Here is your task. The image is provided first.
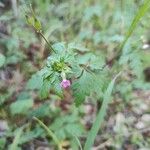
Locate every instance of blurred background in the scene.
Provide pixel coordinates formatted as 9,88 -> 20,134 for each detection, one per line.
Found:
0,0 -> 150,150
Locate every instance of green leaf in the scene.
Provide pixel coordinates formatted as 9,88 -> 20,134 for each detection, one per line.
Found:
10,99 -> 33,115
39,77 -> 51,99
17,91 -> 30,100
26,73 -> 43,90
50,113 -> 85,142
34,18 -> 42,31
68,43 -> 89,52
52,42 -> 66,53
72,71 -> 93,106
129,52 -> 143,78
52,76 -> 63,97
19,127 -> 43,144
0,53 -> 6,68
83,72 -> 121,150
25,15 -> 34,26
29,103 -> 50,118
65,124 -> 85,137
51,114 -> 78,131
77,53 -> 105,70
72,71 -> 106,106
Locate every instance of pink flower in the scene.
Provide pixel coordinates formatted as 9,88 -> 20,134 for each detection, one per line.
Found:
60,79 -> 71,89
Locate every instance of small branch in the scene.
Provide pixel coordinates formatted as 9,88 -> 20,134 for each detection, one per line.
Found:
27,4 -> 56,54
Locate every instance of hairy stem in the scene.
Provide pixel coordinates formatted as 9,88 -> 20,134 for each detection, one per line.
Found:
38,31 -> 56,53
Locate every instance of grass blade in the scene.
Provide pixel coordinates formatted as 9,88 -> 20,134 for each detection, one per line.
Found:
72,134 -> 83,150
121,0 -> 150,49
83,72 -> 121,150
33,117 -> 62,150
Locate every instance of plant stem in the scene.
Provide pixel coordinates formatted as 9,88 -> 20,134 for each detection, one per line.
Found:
29,4 -> 56,53
33,117 -> 62,150
38,31 -> 56,53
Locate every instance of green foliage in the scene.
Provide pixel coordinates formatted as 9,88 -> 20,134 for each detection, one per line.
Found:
121,0 -> 150,49
40,77 -> 51,99
29,103 -> 50,118
84,73 -> 121,150
1,0 -> 150,149
0,138 -> 6,150
10,99 -> 33,115
0,89 -> 14,106
8,128 -> 24,150
25,41 -> 107,103
34,117 -> 62,150
18,127 -> 43,144
72,71 -> 106,106
119,43 -> 143,78
26,72 -> 43,90
50,113 -> 85,140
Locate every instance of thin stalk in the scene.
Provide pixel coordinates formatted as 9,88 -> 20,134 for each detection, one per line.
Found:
29,4 -> 56,53
33,117 -> 62,150
38,31 -> 56,53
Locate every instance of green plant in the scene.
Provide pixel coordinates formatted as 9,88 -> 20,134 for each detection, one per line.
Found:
25,6 -> 108,105
1,0 -> 150,149
23,0 -> 150,148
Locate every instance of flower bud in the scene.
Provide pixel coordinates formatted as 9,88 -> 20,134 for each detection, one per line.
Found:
60,79 -> 71,89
